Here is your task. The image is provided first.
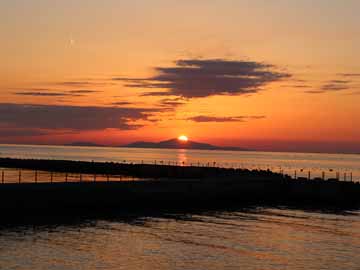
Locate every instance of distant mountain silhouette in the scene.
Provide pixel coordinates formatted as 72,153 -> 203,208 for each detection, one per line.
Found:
123,138 -> 249,151
67,142 -> 105,147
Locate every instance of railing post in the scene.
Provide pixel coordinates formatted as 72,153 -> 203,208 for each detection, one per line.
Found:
94,174 -> 96,182
294,170 -> 297,179
322,171 -> 325,180
1,170 -> 4,184
344,173 -> 347,182
80,174 -> 82,183
35,171 -> 38,183
308,171 -> 311,180
351,172 -> 353,182
65,173 -> 68,183
19,170 -> 21,183
51,172 -> 53,183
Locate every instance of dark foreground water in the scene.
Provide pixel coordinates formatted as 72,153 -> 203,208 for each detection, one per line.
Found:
1,207 -> 359,270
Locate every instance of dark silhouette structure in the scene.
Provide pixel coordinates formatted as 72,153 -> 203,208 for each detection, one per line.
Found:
0,157 -> 359,224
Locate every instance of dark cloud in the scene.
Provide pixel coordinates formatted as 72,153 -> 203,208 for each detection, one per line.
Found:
114,59 -> 291,98
187,115 -> 266,123
0,103 -> 156,131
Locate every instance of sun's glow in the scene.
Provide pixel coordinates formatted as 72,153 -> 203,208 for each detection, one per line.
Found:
178,135 -> 188,142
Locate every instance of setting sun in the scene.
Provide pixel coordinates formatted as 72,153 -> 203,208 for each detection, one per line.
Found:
178,135 -> 189,142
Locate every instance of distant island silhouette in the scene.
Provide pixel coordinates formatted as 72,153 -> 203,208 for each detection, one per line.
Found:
122,138 -> 249,151
65,138 -> 249,151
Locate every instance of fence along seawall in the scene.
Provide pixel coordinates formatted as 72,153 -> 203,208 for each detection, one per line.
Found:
0,157 -> 357,184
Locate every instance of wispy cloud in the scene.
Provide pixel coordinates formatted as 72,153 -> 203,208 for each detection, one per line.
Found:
186,115 -> 266,123
110,101 -> 133,106
159,98 -> 187,107
68,90 -> 100,94
307,80 -> 351,94
114,58 -> 291,98
338,73 -> 360,77
54,81 -> 114,87
13,89 -> 99,97
14,91 -> 72,97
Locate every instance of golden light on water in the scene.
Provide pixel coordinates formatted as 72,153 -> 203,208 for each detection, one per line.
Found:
178,135 -> 188,142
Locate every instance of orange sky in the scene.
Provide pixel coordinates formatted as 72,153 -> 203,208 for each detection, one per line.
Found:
1,1 -> 359,153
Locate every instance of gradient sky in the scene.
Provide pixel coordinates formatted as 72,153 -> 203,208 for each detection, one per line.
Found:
1,0 -> 360,153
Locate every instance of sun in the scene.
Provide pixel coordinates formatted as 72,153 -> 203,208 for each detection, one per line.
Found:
178,135 -> 189,142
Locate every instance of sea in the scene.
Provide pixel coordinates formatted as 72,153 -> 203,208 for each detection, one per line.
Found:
0,144 -> 359,269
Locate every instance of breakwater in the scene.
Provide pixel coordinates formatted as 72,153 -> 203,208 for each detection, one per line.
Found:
0,158 -> 359,223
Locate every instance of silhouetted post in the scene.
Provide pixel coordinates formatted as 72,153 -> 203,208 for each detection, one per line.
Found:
294,170 -> 297,179
322,171 -> 325,180
65,173 -> 68,182
34,171 -> 38,183
94,174 -> 96,182
350,172 -> 353,182
344,173 -> 347,181
1,170 -> 4,184
107,175 -> 109,182
19,170 -> 21,183
308,171 -> 311,180
80,174 -> 82,182
50,172 -> 53,183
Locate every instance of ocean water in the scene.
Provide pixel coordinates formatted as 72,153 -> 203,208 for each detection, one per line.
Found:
0,144 -> 359,181
0,208 -> 359,270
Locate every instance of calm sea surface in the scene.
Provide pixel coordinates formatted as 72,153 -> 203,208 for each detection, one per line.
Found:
0,144 -> 359,270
